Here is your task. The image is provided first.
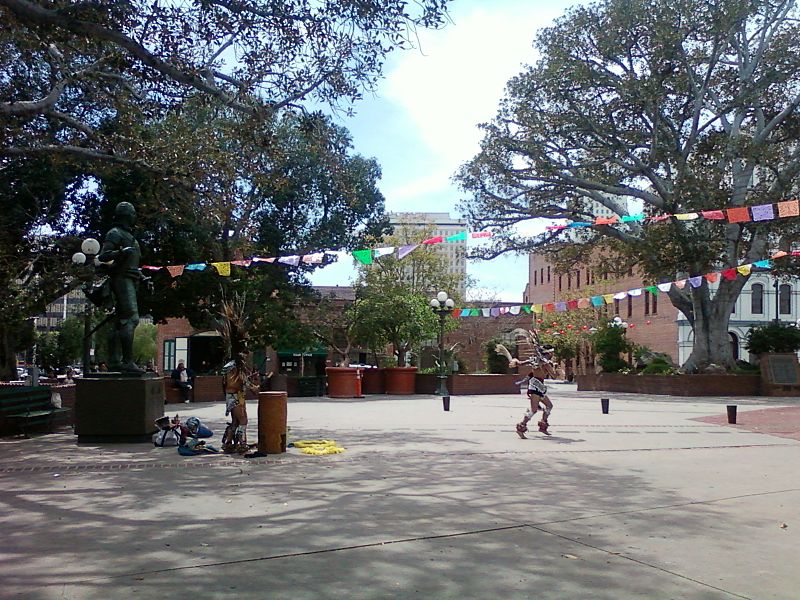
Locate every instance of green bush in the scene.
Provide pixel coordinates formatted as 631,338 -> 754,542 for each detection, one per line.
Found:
599,356 -> 629,373
592,324 -> 633,373
745,323 -> 800,355
641,359 -> 676,375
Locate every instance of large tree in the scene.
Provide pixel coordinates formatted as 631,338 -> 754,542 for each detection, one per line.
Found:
0,0 -> 446,379
457,0 -> 800,371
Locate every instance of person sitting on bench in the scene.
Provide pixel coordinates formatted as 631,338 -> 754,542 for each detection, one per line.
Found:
170,360 -> 195,403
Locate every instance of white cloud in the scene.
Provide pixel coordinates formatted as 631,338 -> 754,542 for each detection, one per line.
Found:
313,1 -> 579,295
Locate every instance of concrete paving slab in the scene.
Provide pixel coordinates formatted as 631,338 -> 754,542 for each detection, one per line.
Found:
2,383 -> 800,599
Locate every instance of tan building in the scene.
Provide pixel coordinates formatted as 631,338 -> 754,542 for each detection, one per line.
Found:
389,212 -> 467,297
523,252 -> 679,364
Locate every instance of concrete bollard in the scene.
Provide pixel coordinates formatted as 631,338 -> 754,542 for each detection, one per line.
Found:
257,391 -> 287,454
601,398 -> 610,414
726,405 -> 737,424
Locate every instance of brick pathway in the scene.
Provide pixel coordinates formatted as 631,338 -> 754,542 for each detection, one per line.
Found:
693,405 -> 800,441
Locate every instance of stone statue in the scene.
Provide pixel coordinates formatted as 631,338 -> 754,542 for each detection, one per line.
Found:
96,202 -> 144,373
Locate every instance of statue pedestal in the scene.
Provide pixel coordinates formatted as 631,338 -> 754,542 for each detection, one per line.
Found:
75,374 -> 164,443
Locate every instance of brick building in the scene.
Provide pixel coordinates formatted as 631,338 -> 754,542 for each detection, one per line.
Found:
523,253 -> 679,364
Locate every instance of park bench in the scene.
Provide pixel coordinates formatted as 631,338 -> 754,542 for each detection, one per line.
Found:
0,385 -> 71,437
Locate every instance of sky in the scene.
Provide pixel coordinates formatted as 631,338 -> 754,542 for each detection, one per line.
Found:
309,0 -> 581,302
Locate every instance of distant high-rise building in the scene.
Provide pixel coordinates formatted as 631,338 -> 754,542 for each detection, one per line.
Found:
35,289 -> 87,331
388,212 -> 467,297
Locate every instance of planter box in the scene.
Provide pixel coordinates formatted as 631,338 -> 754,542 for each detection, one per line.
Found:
576,373 -> 761,396
326,367 -> 363,398
384,367 -> 417,395
360,368 -> 385,394
416,373 -> 520,395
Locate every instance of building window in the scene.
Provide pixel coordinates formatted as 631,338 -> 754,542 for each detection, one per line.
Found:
780,283 -> 792,314
534,271 -> 538,286
751,283 -> 764,314
567,273 -> 571,290
644,291 -> 650,316
558,275 -> 562,291
547,266 -> 550,282
575,270 -> 580,289
163,340 -> 176,373
614,299 -> 620,315
652,292 -> 657,315
540,267 -> 544,284
627,295 -> 632,318
586,270 -> 590,285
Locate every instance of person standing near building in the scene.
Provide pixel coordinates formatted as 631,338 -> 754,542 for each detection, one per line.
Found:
221,358 -> 250,453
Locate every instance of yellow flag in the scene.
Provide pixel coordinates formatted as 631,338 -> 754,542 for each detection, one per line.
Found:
736,264 -> 752,276
211,262 -> 231,276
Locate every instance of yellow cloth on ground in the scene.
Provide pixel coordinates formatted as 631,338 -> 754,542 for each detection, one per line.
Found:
292,439 -> 345,455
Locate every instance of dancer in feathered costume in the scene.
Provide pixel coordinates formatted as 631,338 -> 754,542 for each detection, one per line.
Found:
496,329 -> 557,437
217,293 -> 259,454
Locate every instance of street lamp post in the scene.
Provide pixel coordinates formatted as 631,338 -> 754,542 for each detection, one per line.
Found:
72,238 -> 102,372
430,291 -> 455,407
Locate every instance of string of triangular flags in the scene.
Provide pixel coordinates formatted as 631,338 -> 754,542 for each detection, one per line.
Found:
546,199 -> 800,232
140,230 -> 494,277
449,250 -> 800,318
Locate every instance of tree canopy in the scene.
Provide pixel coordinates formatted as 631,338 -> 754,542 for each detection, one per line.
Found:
0,1 -> 454,379
457,0 -> 800,371
1,0 -> 451,167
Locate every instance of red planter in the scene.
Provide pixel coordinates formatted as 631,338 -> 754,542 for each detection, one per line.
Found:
384,367 -> 418,395
325,367 -> 363,398
360,368 -> 385,394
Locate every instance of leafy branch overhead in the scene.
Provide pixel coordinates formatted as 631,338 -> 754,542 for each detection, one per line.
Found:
1,0 -> 452,165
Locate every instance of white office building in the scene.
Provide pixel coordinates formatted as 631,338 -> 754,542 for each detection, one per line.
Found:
388,212 -> 467,297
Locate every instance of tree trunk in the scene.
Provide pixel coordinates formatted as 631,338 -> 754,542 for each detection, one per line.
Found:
0,325 -> 18,381
679,277 -> 746,373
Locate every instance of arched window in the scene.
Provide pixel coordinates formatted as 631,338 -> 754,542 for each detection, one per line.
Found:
780,284 -> 792,315
751,283 -> 764,314
729,332 -> 739,361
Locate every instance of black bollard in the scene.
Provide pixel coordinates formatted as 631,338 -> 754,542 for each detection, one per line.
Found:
442,396 -> 450,411
726,405 -> 737,424
601,398 -> 610,414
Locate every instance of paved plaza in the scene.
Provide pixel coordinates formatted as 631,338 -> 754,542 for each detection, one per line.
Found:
1,383 -> 799,599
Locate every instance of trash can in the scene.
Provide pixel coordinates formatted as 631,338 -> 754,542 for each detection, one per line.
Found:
257,391 -> 287,454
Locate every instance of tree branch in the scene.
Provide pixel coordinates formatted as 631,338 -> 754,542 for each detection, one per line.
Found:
0,0 -> 261,116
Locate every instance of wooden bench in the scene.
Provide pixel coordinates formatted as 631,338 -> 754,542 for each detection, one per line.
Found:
0,385 -> 71,437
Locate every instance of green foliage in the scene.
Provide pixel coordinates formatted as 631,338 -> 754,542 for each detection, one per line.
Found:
641,358 -> 678,375
592,324 -> 633,373
351,290 -> 439,366
352,223 -> 463,365
484,339 -> 509,374
0,1 -> 452,378
745,323 -> 800,355
57,317 -> 84,366
133,323 -> 158,366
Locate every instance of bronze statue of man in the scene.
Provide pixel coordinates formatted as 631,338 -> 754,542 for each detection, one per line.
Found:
97,201 -> 144,373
